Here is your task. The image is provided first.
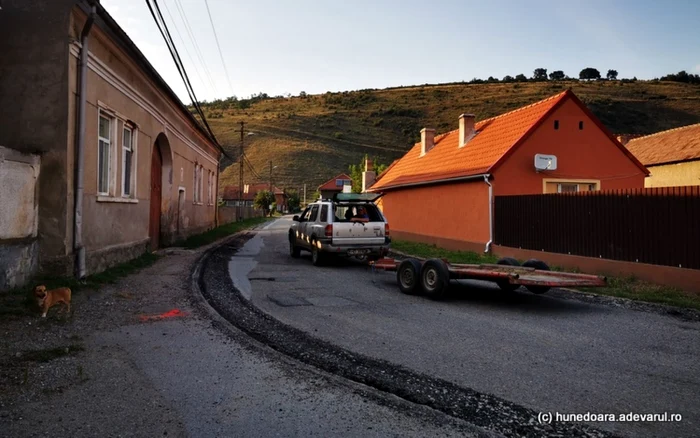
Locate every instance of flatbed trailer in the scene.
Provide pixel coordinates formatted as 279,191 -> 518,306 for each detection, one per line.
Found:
371,257 -> 606,300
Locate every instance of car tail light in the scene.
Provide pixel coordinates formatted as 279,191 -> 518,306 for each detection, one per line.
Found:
325,224 -> 333,237
385,223 -> 390,237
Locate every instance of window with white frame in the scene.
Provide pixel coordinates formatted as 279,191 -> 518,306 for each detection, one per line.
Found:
193,165 -> 199,203
98,112 -> 113,195
199,165 -> 204,204
207,170 -> 212,205
122,126 -> 134,197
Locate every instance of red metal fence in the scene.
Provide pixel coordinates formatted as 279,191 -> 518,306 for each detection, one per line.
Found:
494,186 -> 700,270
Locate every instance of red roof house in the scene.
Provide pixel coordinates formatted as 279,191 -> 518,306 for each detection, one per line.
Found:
222,183 -> 288,212
368,90 -> 648,252
318,173 -> 352,200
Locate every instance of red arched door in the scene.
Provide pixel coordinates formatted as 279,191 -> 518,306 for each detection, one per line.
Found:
149,144 -> 162,250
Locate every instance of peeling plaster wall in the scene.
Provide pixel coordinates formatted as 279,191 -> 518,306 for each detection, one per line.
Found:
0,146 -> 41,291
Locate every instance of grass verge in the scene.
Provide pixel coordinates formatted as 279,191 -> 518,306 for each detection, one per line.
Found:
391,240 -> 700,311
175,217 -> 270,249
391,240 -> 498,264
0,252 -> 160,319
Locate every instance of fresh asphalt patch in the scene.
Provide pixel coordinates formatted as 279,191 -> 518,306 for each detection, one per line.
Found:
196,232 -> 618,438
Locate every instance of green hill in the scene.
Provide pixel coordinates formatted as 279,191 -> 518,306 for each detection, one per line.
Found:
202,80 -> 700,195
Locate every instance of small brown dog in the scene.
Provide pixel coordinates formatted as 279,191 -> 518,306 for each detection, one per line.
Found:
34,285 -> 72,318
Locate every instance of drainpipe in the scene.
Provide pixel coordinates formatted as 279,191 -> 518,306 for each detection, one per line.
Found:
74,3 -> 97,279
483,174 -> 493,253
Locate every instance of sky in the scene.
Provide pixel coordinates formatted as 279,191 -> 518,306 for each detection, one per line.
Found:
102,0 -> 700,104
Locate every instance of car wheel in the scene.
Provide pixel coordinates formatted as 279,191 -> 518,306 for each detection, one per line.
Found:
397,259 -> 423,295
522,259 -> 551,294
421,259 -> 450,300
496,257 -> 520,292
289,235 -> 300,258
311,244 -> 324,266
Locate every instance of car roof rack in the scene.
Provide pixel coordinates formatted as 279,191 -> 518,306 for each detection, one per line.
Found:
333,193 -> 383,202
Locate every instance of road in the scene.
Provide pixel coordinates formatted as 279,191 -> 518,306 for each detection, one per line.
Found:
229,216 -> 700,438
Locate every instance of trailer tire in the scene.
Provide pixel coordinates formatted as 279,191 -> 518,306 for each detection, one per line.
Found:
421,259 -> 450,300
522,259 -> 551,294
496,257 -> 520,292
397,259 -> 423,295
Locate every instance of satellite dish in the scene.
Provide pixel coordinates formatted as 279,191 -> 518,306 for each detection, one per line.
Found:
534,154 -> 557,171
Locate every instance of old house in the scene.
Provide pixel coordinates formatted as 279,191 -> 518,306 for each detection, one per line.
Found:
318,173 -> 352,200
367,90 -> 648,252
623,123 -> 700,187
222,184 -> 288,212
0,0 -> 222,286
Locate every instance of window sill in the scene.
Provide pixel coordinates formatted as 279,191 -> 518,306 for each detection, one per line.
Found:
97,196 -> 138,204
193,202 -> 204,206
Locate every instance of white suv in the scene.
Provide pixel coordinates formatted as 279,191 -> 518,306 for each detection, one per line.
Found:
288,193 -> 391,266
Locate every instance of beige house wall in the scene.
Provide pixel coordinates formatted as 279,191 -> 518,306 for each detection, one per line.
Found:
59,8 -> 219,274
644,161 -> 700,188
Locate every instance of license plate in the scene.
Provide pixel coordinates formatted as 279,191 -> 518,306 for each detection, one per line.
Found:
348,249 -> 370,256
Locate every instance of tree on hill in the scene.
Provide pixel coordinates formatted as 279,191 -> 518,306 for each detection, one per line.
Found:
579,68 -> 601,81
349,155 -> 389,193
502,75 -> 515,83
254,190 -> 276,217
660,70 -> 700,84
549,70 -> 565,81
515,73 -> 528,82
606,69 -> 618,80
532,68 -> 548,81
487,76 -> 499,83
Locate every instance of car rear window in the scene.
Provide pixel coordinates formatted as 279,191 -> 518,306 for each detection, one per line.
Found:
320,205 -> 328,222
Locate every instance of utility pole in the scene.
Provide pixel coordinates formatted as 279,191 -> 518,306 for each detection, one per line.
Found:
303,184 -> 306,207
269,160 -> 273,192
238,121 -> 244,221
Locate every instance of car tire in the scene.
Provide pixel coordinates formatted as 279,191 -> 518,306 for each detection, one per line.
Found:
496,257 -> 520,292
522,259 -> 551,294
311,244 -> 324,266
289,234 -> 301,258
397,259 -> 423,295
421,259 -> 450,300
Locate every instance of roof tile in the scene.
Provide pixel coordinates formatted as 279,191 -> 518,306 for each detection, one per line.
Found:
625,123 -> 700,166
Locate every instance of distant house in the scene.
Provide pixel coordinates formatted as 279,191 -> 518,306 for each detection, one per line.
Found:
367,90 -> 648,252
222,184 -> 288,212
0,0 -> 222,284
623,123 -> 700,187
318,173 -> 352,200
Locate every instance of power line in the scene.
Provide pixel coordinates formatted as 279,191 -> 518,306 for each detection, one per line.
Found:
161,0 -> 207,94
172,0 -> 217,95
203,0 -> 234,96
145,0 -> 218,143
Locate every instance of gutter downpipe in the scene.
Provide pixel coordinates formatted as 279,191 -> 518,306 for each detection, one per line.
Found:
74,3 -> 97,279
483,174 -> 493,253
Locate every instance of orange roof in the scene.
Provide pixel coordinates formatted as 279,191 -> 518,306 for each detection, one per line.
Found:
369,90 -> 647,191
625,123 -> 700,166
318,173 -> 352,191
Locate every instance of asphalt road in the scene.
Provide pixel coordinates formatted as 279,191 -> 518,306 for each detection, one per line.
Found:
232,216 -> 700,438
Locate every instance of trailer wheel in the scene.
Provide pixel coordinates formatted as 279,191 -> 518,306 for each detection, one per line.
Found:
397,259 -> 423,295
421,259 -> 450,300
522,259 -> 550,294
496,257 -> 520,292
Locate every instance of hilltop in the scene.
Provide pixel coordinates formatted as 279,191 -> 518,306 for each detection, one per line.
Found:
202,80 -> 700,194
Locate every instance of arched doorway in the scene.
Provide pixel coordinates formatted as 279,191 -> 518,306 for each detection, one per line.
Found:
149,133 -> 173,250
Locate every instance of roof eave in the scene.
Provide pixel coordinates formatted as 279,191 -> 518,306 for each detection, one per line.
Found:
367,173 -> 491,192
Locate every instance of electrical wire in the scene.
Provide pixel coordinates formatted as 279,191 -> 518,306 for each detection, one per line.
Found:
203,0 -> 234,96
161,0 -> 207,94
146,0 -> 218,143
173,0 -> 217,93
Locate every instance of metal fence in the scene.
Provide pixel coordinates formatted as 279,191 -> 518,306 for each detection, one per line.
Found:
494,186 -> 700,269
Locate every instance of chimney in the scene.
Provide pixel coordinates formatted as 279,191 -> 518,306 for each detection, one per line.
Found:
420,128 -> 435,156
459,114 -> 476,147
617,134 -> 631,146
362,157 -> 376,193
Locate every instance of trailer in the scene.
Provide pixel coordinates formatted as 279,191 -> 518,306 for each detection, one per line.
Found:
371,256 -> 606,300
